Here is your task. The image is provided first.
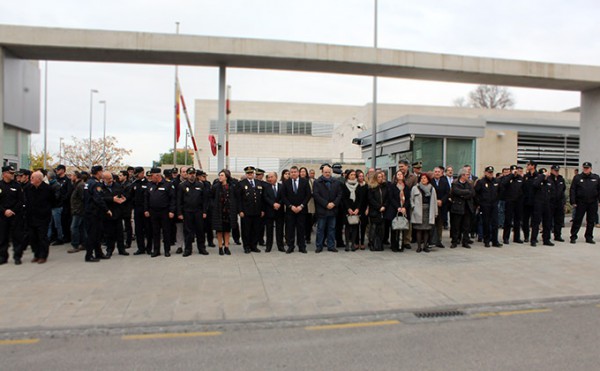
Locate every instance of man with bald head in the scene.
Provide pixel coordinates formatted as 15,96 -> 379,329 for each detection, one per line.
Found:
24,171 -> 56,264
102,172 -> 129,257
312,164 -> 343,253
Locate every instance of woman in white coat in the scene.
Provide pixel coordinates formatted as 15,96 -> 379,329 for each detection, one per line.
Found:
410,172 -> 438,253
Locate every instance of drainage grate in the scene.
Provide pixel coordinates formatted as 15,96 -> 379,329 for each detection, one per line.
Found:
413,310 -> 465,319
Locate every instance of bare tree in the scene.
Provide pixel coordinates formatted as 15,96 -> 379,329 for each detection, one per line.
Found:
468,85 -> 515,109
61,136 -> 132,172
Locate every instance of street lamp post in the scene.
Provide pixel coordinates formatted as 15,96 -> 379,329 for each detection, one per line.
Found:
99,100 -> 107,168
371,0 -> 378,169
89,89 -> 99,169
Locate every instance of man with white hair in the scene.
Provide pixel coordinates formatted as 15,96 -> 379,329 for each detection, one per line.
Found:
449,167 -> 476,248
0,166 -> 25,265
24,171 -> 56,264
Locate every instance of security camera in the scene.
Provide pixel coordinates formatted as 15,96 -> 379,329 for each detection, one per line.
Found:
355,123 -> 366,130
352,138 -> 363,145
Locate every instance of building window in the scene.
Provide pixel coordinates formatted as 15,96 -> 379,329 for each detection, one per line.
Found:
412,137 -> 443,172
212,119 -> 317,135
446,138 -> 475,170
517,133 -> 579,167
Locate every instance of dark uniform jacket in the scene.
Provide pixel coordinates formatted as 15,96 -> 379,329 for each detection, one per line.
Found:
449,180 -> 476,215
119,179 -> 133,215
522,171 -> 539,206
84,177 -> 109,217
131,178 -> 150,209
548,174 -> 566,205
532,174 -> 552,204
313,176 -> 343,217
70,180 -> 85,216
570,172 -> 600,205
500,173 -> 524,202
237,178 -> 266,216
474,176 -> 499,206
144,179 -> 176,213
24,182 -> 55,226
0,179 -> 24,220
177,180 -> 209,216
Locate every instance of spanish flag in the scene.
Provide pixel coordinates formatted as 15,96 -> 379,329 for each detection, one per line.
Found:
176,81 -> 181,142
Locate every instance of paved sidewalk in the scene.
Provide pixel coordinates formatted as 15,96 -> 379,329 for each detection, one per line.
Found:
1,227 -> 600,331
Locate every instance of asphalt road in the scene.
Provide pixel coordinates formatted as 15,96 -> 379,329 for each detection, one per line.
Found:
2,302 -> 599,371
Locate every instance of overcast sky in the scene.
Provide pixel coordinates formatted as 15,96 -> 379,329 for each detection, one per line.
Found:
2,0 -> 599,166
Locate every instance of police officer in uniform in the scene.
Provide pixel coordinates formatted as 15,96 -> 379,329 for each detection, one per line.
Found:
131,167 -> 153,255
177,167 -> 209,256
529,168 -> 554,247
500,165 -> 524,244
521,160 -> 538,242
474,166 -> 502,248
197,170 -> 215,248
238,166 -> 265,253
83,165 -> 110,262
569,161 -> 600,244
255,168 -> 267,246
117,170 -> 134,249
145,168 -> 176,257
0,165 -> 25,265
548,165 -> 566,242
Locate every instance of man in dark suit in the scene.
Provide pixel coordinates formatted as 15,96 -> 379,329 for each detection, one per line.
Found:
263,171 -> 285,252
238,166 -> 265,253
281,166 -> 312,253
431,166 -> 450,247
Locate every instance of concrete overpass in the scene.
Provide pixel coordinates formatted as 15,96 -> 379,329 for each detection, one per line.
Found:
1,24 -> 600,168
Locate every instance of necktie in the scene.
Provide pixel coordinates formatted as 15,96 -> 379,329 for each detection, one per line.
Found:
251,180 -> 255,188
273,184 -> 277,196
293,179 -> 298,193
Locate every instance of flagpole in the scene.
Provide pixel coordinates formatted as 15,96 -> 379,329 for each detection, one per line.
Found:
225,85 -> 231,170
173,21 -> 180,168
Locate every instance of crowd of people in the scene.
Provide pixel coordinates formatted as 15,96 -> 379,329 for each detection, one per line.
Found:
1,158 -> 599,265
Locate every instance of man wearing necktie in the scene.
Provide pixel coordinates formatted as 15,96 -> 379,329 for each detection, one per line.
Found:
281,166 -> 312,254
238,166 -> 265,253
263,172 -> 285,252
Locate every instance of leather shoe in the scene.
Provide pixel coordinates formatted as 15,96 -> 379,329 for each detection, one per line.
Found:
198,249 -> 209,256
14,259 -> 22,265
543,241 -> 555,246
554,237 -> 565,242
265,246 -> 272,253
570,239 -> 576,244
586,239 -> 596,244
151,252 -> 161,257
85,257 -> 100,262
118,251 -> 130,256
530,241 -> 537,247
175,247 -> 183,254
513,239 -> 524,244
462,243 -> 471,249
484,242 -> 490,248
435,243 -> 445,248
450,244 -> 457,248
315,247 -> 323,253
31,258 -> 40,263
278,247 -> 286,252
492,242 -> 503,248
328,248 -> 339,253
182,250 -> 191,257
503,239 -> 509,245
286,247 -> 294,254
524,238 -> 529,243
300,248 -> 307,254
37,259 -> 47,264
51,240 -> 64,246
164,251 -> 171,257
250,247 -> 261,253
97,254 -> 110,260
224,247 -> 231,255
133,250 -> 145,255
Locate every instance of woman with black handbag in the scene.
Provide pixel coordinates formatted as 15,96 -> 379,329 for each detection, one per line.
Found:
367,170 -> 388,251
410,172 -> 438,253
342,169 -> 364,251
386,170 -> 411,252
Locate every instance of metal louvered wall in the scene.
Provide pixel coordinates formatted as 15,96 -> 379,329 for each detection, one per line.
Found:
517,133 -> 579,167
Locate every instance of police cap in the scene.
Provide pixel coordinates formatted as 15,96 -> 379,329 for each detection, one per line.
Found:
127,166 -> 135,171
509,165 -> 517,171
133,166 -> 145,175
196,169 -> 206,176
19,168 -> 31,176
2,165 -> 15,173
539,168 -> 547,174
583,161 -> 592,168
186,167 -> 196,174
256,168 -> 265,175
485,166 -> 494,173
551,165 -> 560,171
150,167 -> 161,174
163,169 -> 172,177
412,161 -> 423,168
526,159 -> 537,166
55,164 -> 66,171
244,166 -> 256,173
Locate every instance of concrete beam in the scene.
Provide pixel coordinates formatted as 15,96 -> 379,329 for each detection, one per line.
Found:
1,24 -> 600,91
0,47 -> 4,166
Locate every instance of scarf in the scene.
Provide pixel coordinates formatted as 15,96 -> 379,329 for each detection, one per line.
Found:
418,183 -> 432,197
345,180 -> 358,202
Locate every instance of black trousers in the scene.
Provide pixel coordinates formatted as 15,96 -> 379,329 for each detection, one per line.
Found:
134,207 -> 152,252
450,210 -> 471,245
121,208 -> 133,247
359,214 -> 368,245
369,218 -> 384,250
150,210 -> 171,254
305,213 -> 313,242
29,220 -> 51,260
85,215 -> 104,259
480,204 -> 499,244
0,214 -> 24,261
285,212 -> 306,250
203,210 -> 214,245
335,209 -> 345,246
570,201 -> 598,241
522,204 -> 534,240
232,220 -> 241,242
104,218 -> 125,254
241,214 -> 261,249
503,200 -> 523,242
266,214 -> 285,249
183,211 -> 205,252
550,202 -> 565,238
531,202 -> 552,243
61,204 -> 72,242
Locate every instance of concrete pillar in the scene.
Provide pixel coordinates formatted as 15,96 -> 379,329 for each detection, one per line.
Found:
217,65 -> 226,171
0,48 -> 4,166
580,88 -> 600,169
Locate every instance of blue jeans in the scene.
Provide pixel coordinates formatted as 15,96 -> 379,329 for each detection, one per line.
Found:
70,214 -> 87,247
48,207 -> 64,240
316,215 -> 336,249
